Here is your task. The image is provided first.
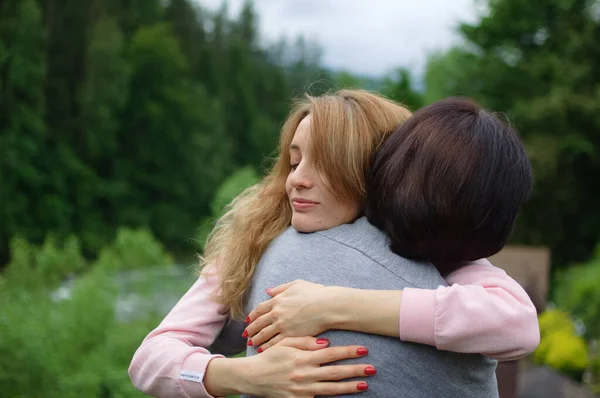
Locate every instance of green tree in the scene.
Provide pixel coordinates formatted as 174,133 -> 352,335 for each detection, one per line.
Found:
0,0 -> 46,264
75,16 -> 133,252
165,0 -> 208,77
381,68 -> 424,111
424,48 -> 484,105
117,23 -> 229,253
79,16 -> 131,162
335,71 -> 363,89
106,0 -> 164,38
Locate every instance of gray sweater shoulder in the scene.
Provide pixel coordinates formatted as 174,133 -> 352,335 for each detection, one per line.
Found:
262,217 -> 447,290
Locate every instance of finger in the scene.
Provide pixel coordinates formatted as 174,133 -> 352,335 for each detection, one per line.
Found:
246,298 -> 274,324
307,381 -> 370,396
258,333 -> 285,352
265,280 -> 300,296
276,336 -> 331,351
311,364 -> 376,381
310,346 -> 369,365
245,313 -> 273,338
250,323 -> 279,347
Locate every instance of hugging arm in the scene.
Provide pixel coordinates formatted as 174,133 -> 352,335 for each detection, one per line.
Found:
400,259 -> 540,360
129,265 -> 376,397
128,265 -> 234,398
246,259 -> 540,361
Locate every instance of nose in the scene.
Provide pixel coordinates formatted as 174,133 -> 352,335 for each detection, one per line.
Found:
289,163 -> 314,190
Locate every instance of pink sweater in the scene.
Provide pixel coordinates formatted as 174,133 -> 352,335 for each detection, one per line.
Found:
128,259 -> 540,398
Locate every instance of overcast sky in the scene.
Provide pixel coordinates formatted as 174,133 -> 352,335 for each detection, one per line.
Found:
196,0 -> 484,77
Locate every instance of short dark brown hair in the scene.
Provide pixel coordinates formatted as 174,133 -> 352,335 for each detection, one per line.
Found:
365,97 -> 533,275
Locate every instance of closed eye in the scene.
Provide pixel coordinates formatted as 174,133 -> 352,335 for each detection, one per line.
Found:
290,164 -> 299,171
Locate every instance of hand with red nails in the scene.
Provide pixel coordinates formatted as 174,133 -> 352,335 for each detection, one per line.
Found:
244,280 -> 334,351
207,336 -> 373,397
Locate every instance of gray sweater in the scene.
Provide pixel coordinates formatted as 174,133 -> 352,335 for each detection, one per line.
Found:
211,217 -> 499,397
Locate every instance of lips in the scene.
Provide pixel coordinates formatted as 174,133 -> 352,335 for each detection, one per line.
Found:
291,198 -> 319,211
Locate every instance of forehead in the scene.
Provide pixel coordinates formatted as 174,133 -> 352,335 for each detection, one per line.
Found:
291,116 -> 312,147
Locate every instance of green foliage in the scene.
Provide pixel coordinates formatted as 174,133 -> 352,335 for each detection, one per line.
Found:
334,71 -> 365,89
534,309 -> 589,381
0,0 -> 46,263
591,353 -> 600,394
79,16 -> 131,162
553,244 -> 600,339
197,166 -> 261,251
37,236 -> 86,284
529,242 -> 600,386
381,68 -> 424,111
0,255 -> 118,396
4,235 -> 85,289
210,166 -> 261,217
0,0 -> 332,264
114,22 -> 230,250
537,330 -> 589,380
424,48 -> 485,105
95,228 -> 174,271
0,230 -> 187,397
537,309 -> 577,341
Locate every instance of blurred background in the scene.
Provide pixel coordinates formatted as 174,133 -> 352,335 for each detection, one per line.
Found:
1,0 -> 600,396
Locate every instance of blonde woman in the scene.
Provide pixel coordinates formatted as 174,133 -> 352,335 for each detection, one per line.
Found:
129,91 -> 538,397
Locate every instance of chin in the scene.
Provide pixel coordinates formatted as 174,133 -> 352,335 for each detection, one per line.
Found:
291,220 -> 317,233
291,214 -> 330,233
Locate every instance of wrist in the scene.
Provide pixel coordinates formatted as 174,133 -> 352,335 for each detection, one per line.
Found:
236,355 -> 263,396
325,288 -> 403,337
204,356 -> 256,396
325,286 -> 355,330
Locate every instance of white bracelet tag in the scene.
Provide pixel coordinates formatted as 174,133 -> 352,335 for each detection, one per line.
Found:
180,370 -> 205,384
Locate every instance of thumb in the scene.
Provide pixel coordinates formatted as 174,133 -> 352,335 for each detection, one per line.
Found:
277,336 -> 330,351
266,280 -> 298,297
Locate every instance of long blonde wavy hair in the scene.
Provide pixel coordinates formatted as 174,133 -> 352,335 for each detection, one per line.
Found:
201,89 -> 412,319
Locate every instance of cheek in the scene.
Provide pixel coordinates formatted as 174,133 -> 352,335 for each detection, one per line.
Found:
285,175 -> 292,198
345,202 -> 361,219
328,197 -> 361,221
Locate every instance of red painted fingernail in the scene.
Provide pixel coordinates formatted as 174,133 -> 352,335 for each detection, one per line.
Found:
357,382 -> 369,391
242,329 -> 249,338
357,347 -> 368,356
364,366 -> 377,375
245,316 -> 251,324
257,347 -> 263,353
316,338 -> 329,345
247,339 -> 253,346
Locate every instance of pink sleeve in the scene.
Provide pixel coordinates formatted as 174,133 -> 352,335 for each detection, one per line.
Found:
399,259 -> 540,361
128,266 -> 231,398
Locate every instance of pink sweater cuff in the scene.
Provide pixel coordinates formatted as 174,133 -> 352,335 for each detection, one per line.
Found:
180,352 -> 225,398
399,287 -> 437,346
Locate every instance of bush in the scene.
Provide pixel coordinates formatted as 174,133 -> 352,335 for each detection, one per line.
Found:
95,227 -> 174,271
551,240 -> 600,389
4,234 -> 86,289
554,242 -> 600,340
533,309 -> 589,381
591,353 -> 600,394
0,229 -> 184,397
0,267 -> 121,397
